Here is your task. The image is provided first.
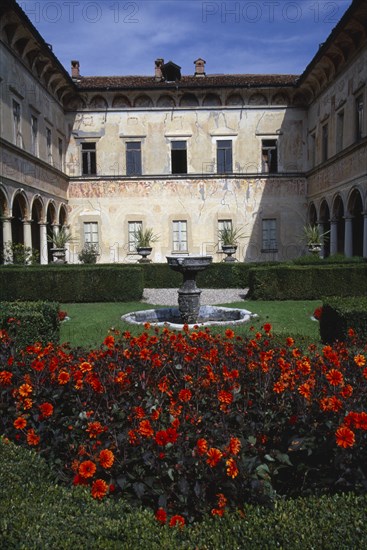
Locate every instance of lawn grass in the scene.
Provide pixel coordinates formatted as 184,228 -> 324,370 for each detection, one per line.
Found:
60,299 -> 322,348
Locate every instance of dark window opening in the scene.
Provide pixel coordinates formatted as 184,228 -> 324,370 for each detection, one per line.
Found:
262,140 -> 278,173
217,140 -> 232,173
82,142 -> 97,175
322,124 -> 328,162
126,142 -> 142,176
171,141 -> 187,174
356,95 -> 364,141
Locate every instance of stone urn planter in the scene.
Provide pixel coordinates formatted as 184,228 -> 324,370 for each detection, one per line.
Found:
308,243 -> 322,256
137,246 -> 153,263
221,244 -> 238,262
50,247 -> 67,264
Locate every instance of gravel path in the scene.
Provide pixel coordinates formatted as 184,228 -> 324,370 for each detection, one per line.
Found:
142,288 -> 249,306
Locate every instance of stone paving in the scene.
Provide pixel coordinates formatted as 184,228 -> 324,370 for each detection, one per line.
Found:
142,288 -> 249,306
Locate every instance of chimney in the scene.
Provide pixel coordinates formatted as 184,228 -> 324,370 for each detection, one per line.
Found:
194,58 -> 206,77
71,60 -> 80,79
155,58 -> 164,81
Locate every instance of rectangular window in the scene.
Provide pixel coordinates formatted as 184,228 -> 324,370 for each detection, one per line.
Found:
217,140 -> 232,173
83,222 -> 99,246
58,137 -> 63,170
356,94 -> 364,141
13,100 -> 21,146
218,219 -> 232,245
82,142 -> 97,175
31,115 -> 38,156
172,220 -> 188,252
128,220 -> 142,252
322,124 -> 328,162
46,127 -> 52,163
336,111 -> 344,153
171,141 -> 187,174
309,133 -> 316,167
262,140 -> 278,173
262,219 -> 277,252
126,142 -> 142,176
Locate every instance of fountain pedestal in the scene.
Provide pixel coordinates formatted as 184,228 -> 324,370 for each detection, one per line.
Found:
167,255 -> 212,324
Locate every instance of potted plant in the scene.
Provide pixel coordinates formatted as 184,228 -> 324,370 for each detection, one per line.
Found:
47,227 -> 74,264
218,225 -> 246,262
302,224 -> 329,256
134,227 -> 159,263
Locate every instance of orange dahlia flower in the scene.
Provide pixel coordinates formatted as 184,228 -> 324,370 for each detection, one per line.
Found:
79,460 -> 97,478
335,426 -> 355,448
91,479 -> 109,500
99,449 -> 115,469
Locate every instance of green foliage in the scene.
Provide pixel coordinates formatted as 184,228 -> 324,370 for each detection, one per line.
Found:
249,264 -> 367,300
47,227 -> 74,248
0,301 -> 60,350
320,297 -> 367,344
1,242 -> 39,265
134,227 -> 159,248
302,224 -> 329,246
0,265 -> 144,302
1,440 -> 367,548
78,244 -> 99,264
218,225 -> 247,245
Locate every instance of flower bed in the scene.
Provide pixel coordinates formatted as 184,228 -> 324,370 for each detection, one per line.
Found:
0,324 -> 366,525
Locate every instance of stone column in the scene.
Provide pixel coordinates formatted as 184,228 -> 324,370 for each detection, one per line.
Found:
344,216 -> 353,258
330,219 -> 338,256
363,212 -> 367,259
40,223 -> 48,265
2,217 -> 13,263
23,220 -> 32,249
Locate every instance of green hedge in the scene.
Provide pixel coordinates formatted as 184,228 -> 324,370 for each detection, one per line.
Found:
0,265 -> 144,302
0,301 -> 59,350
248,264 -> 367,300
320,296 -> 367,344
1,438 -> 366,549
141,262 -> 274,289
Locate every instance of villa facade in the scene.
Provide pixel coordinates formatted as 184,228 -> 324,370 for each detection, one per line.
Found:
0,0 -> 366,264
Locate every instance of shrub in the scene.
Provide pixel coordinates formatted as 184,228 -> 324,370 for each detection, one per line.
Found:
0,301 -> 60,350
1,438 -> 367,548
0,265 -> 143,302
319,297 -> 367,344
248,264 -> 367,300
1,324 -> 367,525
1,242 -> 39,265
78,244 -> 99,264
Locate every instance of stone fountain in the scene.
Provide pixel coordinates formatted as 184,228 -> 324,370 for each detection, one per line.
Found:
166,255 -> 212,323
121,255 -> 256,329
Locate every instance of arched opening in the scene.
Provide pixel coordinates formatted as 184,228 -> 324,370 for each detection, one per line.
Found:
46,202 -> 57,263
333,195 -> 345,254
11,193 -> 27,245
348,189 -> 363,256
319,200 -> 331,257
0,189 -> 9,264
31,198 -> 43,262
308,203 -> 317,226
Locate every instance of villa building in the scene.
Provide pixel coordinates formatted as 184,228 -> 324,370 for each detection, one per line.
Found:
0,0 -> 366,264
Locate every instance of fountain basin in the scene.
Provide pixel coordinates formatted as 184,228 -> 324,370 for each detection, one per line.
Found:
121,305 -> 256,330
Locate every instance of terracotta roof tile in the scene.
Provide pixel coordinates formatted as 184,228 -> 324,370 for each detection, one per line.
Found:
76,74 -> 299,90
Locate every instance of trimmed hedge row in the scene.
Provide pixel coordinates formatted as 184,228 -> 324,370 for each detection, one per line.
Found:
320,296 -> 367,344
0,265 -> 144,302
1,439 -> 366,549
248,264 -> 367,300
0,301 -> 60,350
141,262 -> 277,289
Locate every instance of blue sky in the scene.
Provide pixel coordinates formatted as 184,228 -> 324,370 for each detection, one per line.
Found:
19,0 -> 353,77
